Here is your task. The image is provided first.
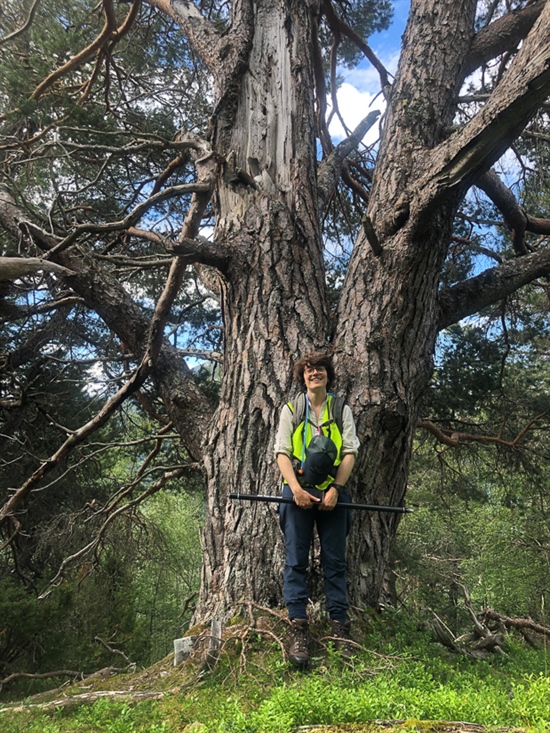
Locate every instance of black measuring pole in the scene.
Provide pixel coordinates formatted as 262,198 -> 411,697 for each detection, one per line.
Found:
228,494 -> 412,514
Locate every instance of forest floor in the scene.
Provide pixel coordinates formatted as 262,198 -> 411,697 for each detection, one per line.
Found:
0,613 -> 547,732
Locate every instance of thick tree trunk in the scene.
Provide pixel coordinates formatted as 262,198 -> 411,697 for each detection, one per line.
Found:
5,0 -> 550,626
194,0 -> 485,619
195,0 -> 329,620
336,213 -> 455,608
334,0 -> 478,608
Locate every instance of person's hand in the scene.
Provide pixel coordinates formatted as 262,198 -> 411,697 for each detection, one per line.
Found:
292,487 -> 321,509
319,486 -> 339,511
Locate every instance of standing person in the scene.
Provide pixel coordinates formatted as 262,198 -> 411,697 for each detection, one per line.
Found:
274,352 -> 360,667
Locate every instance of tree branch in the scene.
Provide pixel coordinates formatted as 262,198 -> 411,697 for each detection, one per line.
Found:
317,111 -> 380,208
0,0 -> 43,46
0,256 -> 75,281
430,2 -> 550,192
39,464 -> 194,595
145,0 -> 223,75
0,187 -> 214,461
481,608 -> 550,640
438,247 -> 550,330
0,669 -> 82,689
147,0 -> 253,91
46,181 -> 212,257
0,295 -> 84,325
0,689 -> 166,713
30,0 -> 119,100
321,0 -> 392,92
0,358 -> 155,528
463,0 -> 546,78
126,229 -> 228,270
476,169 -> 550,256
419,412 -> 547,449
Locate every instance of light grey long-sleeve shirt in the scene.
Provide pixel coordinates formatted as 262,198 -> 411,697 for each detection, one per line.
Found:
274,397 -> 360,459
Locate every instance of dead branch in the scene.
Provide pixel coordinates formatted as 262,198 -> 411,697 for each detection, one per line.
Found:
311,6 -> 332,157
430,614 -> 464,654
47,181 -> 212,257
178,348 -> 223,363
101,424 -> 177,513
317,111 -> 380,208
0,295 -> 85,324
0,257 -> 75,281
0,363 -> 153,529
418,412 -> 548,449
178,591 -> 199,620
39,464 -> 196,596
0,669 -> 83,689
0,689 -> 166,714
481,608 -> 550,640
430,587 -> 507,657
94,637 -> 135,667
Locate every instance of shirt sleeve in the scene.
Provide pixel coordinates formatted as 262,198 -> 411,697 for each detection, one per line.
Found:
273,403 -> 294,458
341,404 -> 360,457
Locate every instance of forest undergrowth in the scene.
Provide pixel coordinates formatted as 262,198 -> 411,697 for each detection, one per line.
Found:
1,610 -> 550,733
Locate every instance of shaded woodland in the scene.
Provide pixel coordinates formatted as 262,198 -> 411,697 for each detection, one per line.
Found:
1,0 -> 550,684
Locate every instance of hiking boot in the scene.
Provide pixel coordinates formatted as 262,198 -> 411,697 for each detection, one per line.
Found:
330,620 -> 354,657
288,619 -> 310,667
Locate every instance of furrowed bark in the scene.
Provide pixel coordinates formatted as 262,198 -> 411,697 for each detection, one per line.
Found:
194,0 -> 330,620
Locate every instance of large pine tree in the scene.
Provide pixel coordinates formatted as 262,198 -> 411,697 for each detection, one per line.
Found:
1,0 -> 550,622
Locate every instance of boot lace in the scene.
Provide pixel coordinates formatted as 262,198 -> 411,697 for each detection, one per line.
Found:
292,625 -> 308,653
331,621 -> 353,655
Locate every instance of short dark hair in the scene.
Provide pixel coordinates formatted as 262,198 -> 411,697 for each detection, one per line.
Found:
293,352 -> 335,390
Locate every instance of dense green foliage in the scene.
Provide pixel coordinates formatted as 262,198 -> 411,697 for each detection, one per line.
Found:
2,615 -> 550,731
0,463 -> 203,677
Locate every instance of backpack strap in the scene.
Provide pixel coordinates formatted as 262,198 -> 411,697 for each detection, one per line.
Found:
330,394 -> 345,434
288,392 -> 307,431
288,392 -> 345,433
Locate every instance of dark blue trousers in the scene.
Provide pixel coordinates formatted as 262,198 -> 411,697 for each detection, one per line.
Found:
279,484 -> 351,624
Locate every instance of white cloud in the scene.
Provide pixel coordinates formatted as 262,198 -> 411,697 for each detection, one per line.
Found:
328,83 -> 384,145
327,49 -> 401,144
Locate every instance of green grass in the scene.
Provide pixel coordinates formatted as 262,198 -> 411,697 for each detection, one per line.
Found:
2,616 -> 550,732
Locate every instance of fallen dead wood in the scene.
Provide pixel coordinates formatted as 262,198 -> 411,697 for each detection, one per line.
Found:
430,586 -> 507,658
294,722 -> 525,732
481,608 -> 550,638
0,689 -> 167,714
0,669 -> 83,689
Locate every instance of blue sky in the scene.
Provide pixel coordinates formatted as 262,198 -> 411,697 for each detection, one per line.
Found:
329,1 -> 410,142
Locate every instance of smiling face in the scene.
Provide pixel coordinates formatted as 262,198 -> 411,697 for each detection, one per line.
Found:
303,364 -> 328,394
293,352 -> 335,393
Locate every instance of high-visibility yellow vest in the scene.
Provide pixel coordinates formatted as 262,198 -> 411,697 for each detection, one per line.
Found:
288,394 -> 344,490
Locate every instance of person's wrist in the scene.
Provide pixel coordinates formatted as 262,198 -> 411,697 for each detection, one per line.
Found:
330,483 -> 345,494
